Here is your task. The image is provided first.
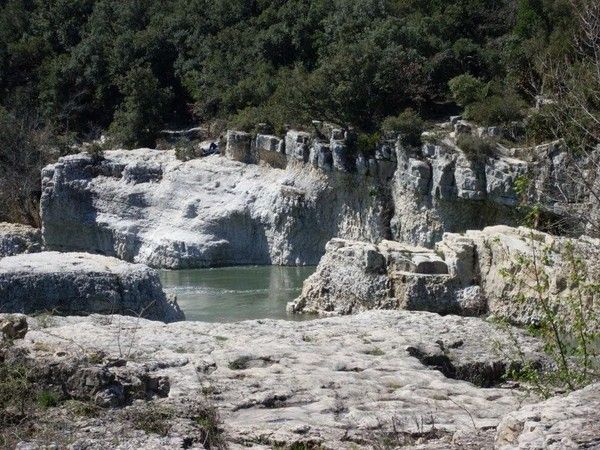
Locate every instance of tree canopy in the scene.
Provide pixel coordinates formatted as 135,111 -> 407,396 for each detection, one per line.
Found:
0,0 -> 577,145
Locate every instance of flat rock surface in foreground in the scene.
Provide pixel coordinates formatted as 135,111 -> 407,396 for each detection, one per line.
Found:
495,382 -> 600,449
14,311 -> 548,449
0,251 -> 183,322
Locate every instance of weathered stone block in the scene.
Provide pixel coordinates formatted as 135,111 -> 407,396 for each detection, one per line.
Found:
226,130 -> 254,163
256,134 -> 286,168
285,130 -> 311,163
0,252 -> 184,322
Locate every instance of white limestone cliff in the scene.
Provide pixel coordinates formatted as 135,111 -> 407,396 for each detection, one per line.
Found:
41,148 -> 387,268
40,125 -> 580,269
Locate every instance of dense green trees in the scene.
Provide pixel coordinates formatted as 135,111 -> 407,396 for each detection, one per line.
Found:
0,0 -> 593,224
0,0 -> 577,145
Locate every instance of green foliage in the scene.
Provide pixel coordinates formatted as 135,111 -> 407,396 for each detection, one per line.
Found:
355,133 -> 381,157
0,0 -> 570,139
525,108 -> 557,145
127,403 -> 174,436
514,174 -> 531,199
500,233 -> 600,396
0,361 -> 32,419
37,390 -> 59,409
456,134 -> 496,162
464,94 -> 526,126
381,108 -> 425,147
448,74 -> 487,107
108,65 -> 172,148
514,0 -> 549,39
85,142 -> 105,163
0,0 -> 589,227
192,404 -> 224,449
0,106 -> 73,226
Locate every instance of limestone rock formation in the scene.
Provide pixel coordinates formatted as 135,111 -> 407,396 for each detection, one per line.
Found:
390,132 -> 596,247
291,226 -> 600,329
5,310 -> 546,448
0,252 -> 184,322
0,222 -> 42,256
224,130 -> 253,163
442,226 -> 600,328
41,149 -> 387,268
289,238 -> 485,316
495,383 -> 600,449
40,126 -> 597,269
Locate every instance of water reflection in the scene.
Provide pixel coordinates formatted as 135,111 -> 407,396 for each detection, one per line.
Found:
159,266 -> 316,322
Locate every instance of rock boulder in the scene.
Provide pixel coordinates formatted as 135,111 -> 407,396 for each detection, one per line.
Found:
292,226 -> 600,329
289,238 -> 485,316
0,252 -> 184,322
443,226 -> 600,328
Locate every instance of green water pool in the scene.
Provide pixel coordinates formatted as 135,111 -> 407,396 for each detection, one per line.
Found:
159,266 -> 316,322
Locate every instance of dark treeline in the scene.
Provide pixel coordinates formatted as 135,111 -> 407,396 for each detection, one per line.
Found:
1,0 -> 575,140
0,0 -> 585,224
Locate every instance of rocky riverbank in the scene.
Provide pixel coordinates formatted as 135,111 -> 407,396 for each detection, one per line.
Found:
1,119 -> 597,449
290,225 -> 600,329
2,310 -> 554,449
0,252 -> 184,323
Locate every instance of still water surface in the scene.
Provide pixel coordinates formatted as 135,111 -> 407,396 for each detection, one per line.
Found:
160,266 -> 316,322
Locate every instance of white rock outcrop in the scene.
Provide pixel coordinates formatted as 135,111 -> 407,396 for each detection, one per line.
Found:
495,383 -> 600,449
390,136 -> 596,246
292,226 -> 600,329
288,238 -> 484,316
41,149 -> 387,268
40,128 -> 597,268
0,252 -> 183,322
8,310 -> 546,448
0,222 -> 42,256
441,226 -> 600,328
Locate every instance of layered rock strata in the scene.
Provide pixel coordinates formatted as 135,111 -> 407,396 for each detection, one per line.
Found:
41,124 -> 595,269
41,148 -> 388,268
390,134 -> 596,246
291,226 -> 600,329
6,311 -> 546,449
0,252 -> 183,322
288,238 -> 485,316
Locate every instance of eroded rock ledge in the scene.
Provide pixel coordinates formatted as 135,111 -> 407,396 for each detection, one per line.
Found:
0,252 -> 184,323
41,149 -> 387,268
290,226 -> 600,328
4,311 -> 547,449
40,123 -> 594,269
